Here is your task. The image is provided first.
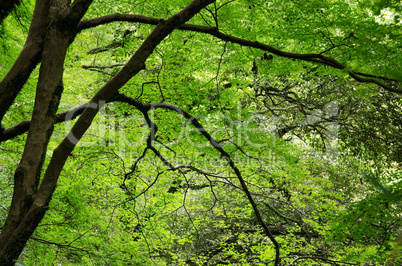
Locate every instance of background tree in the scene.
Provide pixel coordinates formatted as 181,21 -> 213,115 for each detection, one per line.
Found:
0,0 -> 401,265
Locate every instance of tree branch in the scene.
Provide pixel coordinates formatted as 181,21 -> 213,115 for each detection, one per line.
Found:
149,102 -> 281,265
86,41 -> 123,54
67,0 -> 93,26
78,13 -> 401,93
0,94 -> 132,142
82,64 -> 125,69
59,90 -> 282,264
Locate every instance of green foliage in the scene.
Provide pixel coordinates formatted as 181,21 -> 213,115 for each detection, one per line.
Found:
1,0 -> 401,265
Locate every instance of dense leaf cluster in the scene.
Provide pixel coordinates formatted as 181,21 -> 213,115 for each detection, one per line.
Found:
0,0 -> 401,265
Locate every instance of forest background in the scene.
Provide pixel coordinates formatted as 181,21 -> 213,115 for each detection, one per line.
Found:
0,0 -> 401,265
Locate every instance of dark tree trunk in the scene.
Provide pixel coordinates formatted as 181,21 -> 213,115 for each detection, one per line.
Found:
0,0 -> 93,264
0,0 -> 214,264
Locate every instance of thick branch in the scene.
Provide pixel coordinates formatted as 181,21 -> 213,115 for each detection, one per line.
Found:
78,13 -> 401,93
1,102 -> 97,142
68,0 -> 93,24
0,1 -> 93,263
0,0 -> 94,130
0,0 -> 50,128
0,93 -> 148,142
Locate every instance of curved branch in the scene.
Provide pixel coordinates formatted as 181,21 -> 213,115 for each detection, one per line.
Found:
78,13 -> 161,30
78,13 -> 401,93
149,102 -> 281,265
349,72 -> 401,93
2,89 -> 282,263
100,93 -> 281,264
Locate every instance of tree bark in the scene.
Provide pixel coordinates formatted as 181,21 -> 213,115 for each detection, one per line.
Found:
0,0 -> 213,264
0,0 -> 50,129
0,0 -> 93,264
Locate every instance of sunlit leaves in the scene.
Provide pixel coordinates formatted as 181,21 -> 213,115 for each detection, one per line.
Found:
1,0 -> 401,264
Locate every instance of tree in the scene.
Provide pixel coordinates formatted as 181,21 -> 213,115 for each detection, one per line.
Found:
0,0 -> 401,265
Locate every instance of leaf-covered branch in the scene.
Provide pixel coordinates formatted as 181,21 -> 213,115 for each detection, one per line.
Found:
78,13 -> 401,93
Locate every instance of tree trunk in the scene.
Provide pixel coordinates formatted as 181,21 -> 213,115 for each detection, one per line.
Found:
0,0 -> 214,264
0,0 -> 93,264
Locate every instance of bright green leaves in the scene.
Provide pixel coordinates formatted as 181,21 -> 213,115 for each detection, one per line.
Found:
358,0 -> 402,17
1,0 -> 400,264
